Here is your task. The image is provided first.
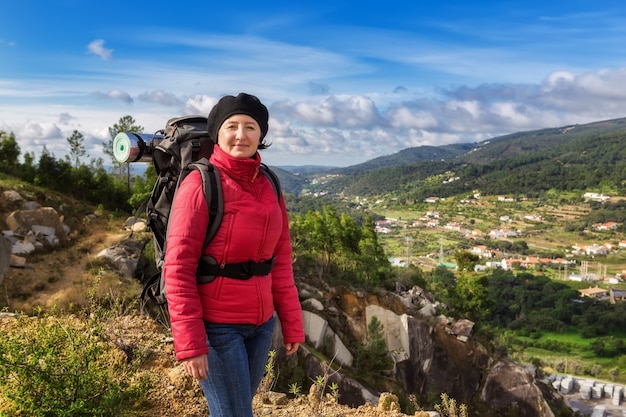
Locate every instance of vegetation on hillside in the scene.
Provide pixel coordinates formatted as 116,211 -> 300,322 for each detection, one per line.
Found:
304,119 -> 626,204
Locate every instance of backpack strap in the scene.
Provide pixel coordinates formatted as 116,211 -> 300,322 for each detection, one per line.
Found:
260,163 -> 281,199
188,158 -> 223,248
197,256 -> 275,283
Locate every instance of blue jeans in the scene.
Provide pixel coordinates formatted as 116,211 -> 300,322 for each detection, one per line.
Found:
199,315 -> 275,417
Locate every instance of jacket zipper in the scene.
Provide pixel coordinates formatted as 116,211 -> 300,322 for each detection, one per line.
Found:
220,214 -> 235,269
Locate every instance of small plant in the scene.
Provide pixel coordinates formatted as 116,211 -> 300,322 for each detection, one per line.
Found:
306,355 -> 342,416
328,381 -> 340,401
288,382 -> 302,397
257,350 -> 277,399
434,392 -> 468,417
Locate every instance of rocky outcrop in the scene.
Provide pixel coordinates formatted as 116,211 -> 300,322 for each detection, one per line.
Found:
302,310 -> 354,366
481,360 -> 555,417
294,283 -> 565,416
1,190 -> 72,260
395,315 -> 490,404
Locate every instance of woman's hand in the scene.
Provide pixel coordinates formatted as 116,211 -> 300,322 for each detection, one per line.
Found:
181,354 -> 209,380
284,342 -> 300,355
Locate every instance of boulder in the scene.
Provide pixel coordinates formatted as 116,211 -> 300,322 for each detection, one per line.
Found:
481,360 -> 555,417
96,239 -> 145,279
125,217 -> 147,232
302,310 -> 353,367
5,207 -> 69,243
0,190 -> 24,212
0,235 -> 11,284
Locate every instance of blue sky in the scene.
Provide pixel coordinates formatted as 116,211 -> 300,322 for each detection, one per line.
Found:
2,1 -> 626,167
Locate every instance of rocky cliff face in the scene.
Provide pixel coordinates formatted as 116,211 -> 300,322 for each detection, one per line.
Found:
295,281 -> 569,417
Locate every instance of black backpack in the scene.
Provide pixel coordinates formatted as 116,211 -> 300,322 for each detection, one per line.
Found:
137,115 -> 281,317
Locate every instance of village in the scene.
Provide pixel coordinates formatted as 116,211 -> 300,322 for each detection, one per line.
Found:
371,191 -> 626,303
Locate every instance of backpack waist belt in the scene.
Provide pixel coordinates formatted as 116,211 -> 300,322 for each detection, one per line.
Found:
196,256 -> 275,283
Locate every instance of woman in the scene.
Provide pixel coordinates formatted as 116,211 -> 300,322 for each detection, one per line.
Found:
163,93 -> 304,417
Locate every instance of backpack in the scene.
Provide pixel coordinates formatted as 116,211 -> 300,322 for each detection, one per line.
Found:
136,115 -> 281,318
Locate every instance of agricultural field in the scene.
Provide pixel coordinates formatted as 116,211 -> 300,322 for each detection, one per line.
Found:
512,331 -> 626,385
372,193 -> 626,278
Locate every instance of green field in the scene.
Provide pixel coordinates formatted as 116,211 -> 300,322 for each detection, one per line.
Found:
508,331 -> 626,384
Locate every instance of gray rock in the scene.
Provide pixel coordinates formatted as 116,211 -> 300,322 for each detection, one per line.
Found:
481,360 -> 555,417
11,240 -> 36,255
21,201 -> 41,210
0,235 -> 11,284
5,207 -> 68,242
96,239 -> 145,278
0,190 -> 24,211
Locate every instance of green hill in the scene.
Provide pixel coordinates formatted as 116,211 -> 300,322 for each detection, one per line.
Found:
304,117 -> 626,201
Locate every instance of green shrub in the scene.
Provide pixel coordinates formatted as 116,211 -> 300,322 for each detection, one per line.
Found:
0,310 -> 150,416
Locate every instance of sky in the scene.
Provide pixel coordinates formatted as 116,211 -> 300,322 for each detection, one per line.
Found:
2,1 -> 626,168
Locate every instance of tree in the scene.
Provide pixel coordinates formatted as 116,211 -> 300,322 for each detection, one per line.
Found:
306,207 -> 342,277
66,130 -> 87,168
358,212 -> 390,284
21,151 -> 37,183
34,147 -> 73,191
105,115 -> 144,190
0,131 -> 21,175
290,206 -> 390,284
454,250 -> 479,272
453,274 -> 492,321
34,146 -> 58,187
355,316 -> 393,372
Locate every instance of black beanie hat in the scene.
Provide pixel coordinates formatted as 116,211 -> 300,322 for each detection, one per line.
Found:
207,93 -> 269,143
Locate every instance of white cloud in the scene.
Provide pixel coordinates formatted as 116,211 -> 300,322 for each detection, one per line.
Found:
5,62 -> 626,167
274,95 -> 382,128
87,39 -> 113,60
92,90 -> 133,104
58,112 -> 74,124
138,90 -> 181,107
183,95 -> 218,116
388,107 -> 438,130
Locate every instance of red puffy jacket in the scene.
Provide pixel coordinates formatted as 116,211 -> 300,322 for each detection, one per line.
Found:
163,145 -> 304,361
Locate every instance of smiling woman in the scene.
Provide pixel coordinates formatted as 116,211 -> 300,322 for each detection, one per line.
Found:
163,93 -> 304,417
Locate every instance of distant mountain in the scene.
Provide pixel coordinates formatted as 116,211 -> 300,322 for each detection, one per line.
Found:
266,165 -> 309,195
307,117 -> 626,201
459,117 -> 626,165
277,165 -> 338,175
329,143 -> 475,175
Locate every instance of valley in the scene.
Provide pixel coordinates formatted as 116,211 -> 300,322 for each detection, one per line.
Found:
370,193 -> 626,278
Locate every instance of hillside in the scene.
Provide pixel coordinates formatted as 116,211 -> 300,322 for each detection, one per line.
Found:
298,117 -> 626,200
0,180 -> 424,417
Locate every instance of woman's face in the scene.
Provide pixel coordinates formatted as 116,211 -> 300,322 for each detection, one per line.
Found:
217,114 -> 261,159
